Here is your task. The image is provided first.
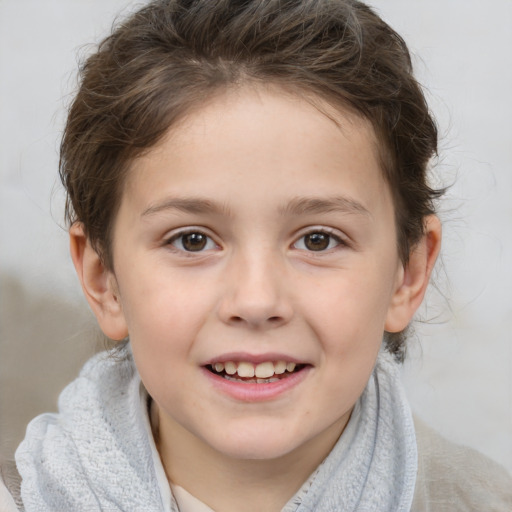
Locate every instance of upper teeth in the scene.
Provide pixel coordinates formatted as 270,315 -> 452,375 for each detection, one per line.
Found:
212,361 -> 297,378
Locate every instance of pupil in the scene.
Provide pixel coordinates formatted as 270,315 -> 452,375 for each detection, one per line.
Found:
305,233 -> 329,251
183,233 -> 207,251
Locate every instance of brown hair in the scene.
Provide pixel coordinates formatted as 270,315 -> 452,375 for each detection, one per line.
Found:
60,0 -> 443,356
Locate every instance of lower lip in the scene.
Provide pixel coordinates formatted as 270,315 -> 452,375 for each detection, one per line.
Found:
202,366 -> 311,402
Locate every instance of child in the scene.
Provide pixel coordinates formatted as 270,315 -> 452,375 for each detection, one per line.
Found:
8,0 -> 512,510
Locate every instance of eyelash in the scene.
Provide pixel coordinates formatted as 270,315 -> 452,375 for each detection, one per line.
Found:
165,229 -> 218,253
165,227 -> 346,254
292,229 -> 346,253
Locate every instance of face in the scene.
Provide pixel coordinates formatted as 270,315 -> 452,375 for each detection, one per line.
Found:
109,86 -> 406,462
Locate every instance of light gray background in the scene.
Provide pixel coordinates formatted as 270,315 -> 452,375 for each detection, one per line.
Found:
1,0 -> 511,473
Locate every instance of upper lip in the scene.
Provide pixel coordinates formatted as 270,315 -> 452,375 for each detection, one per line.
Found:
202,352 -> 308,366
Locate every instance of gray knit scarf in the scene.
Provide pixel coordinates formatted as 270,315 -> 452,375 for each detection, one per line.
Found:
16,345 -> 417,511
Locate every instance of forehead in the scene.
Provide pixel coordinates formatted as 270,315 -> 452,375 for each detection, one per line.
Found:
121,85 -> 392,222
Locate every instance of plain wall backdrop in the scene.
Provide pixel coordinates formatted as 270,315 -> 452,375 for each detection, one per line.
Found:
1,0 -> 511,473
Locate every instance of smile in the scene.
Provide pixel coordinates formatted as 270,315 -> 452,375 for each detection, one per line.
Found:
207,360 -> 306,384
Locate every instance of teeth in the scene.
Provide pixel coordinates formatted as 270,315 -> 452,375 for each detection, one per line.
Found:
224,374 -> 242,382
224,361 -> 237,375
237,362 -> 255,378
255,362 -> 275,379
224,375 -> 280,384
274,361 -> 287,375
211,360 -> 301,379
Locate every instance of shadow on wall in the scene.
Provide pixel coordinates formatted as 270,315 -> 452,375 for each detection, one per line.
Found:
0,274 -> 109,473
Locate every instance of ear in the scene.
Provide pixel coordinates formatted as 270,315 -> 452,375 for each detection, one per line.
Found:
385,215 -> 442,332
69,223 -> 129,341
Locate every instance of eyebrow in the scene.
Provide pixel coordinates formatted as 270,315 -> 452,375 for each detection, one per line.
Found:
141,197 -> 232,217
141,195 -> 370,219
280,196 -> 371,217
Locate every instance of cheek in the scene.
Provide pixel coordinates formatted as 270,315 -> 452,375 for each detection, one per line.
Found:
120,267 -> 215,332
303,268 -> 396,345
118,275 -> 221,393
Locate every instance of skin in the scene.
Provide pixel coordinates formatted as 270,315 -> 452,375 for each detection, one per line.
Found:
71,85 -> 441,512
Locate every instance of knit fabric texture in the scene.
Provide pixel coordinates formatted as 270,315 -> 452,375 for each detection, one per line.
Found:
16,345 -> 418,511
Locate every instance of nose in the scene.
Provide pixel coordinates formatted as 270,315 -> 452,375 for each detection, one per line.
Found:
217,250 -> 293,329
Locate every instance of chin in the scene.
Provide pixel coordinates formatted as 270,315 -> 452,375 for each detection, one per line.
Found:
220,442 -> 297,461
206,428 -> 303,461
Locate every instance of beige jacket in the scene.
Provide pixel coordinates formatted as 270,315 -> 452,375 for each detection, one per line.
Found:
412,418 -> 512,511
0,472 -> 17,512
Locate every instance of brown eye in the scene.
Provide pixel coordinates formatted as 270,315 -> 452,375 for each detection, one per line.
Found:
293,231 -> 342,252
182,233 -> 207,251
170,231 -> 216,252
304,233 -> 330,251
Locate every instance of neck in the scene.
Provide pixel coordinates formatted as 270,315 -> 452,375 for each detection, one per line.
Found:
153,405 -> 348,512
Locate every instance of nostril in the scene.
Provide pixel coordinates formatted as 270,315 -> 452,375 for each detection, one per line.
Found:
228,315 -> 283,326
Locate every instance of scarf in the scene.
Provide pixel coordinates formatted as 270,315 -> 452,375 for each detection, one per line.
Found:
15,345 -> 417,511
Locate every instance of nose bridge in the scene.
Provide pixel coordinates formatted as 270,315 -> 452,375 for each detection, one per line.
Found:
219,243 -> 292,328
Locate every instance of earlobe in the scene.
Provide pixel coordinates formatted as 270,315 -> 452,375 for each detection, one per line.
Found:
69,223 -> 129,341
385,215 -> 442,333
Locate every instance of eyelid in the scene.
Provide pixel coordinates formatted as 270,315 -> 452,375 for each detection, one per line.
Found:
292,226 -> 349,251
164,226 -> 221,252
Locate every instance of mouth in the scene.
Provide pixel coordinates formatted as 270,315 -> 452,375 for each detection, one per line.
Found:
206,360 -> 307,384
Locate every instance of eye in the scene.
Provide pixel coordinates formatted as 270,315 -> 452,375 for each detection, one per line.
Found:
293,231 -> 343,252
168,231 -> 217,252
